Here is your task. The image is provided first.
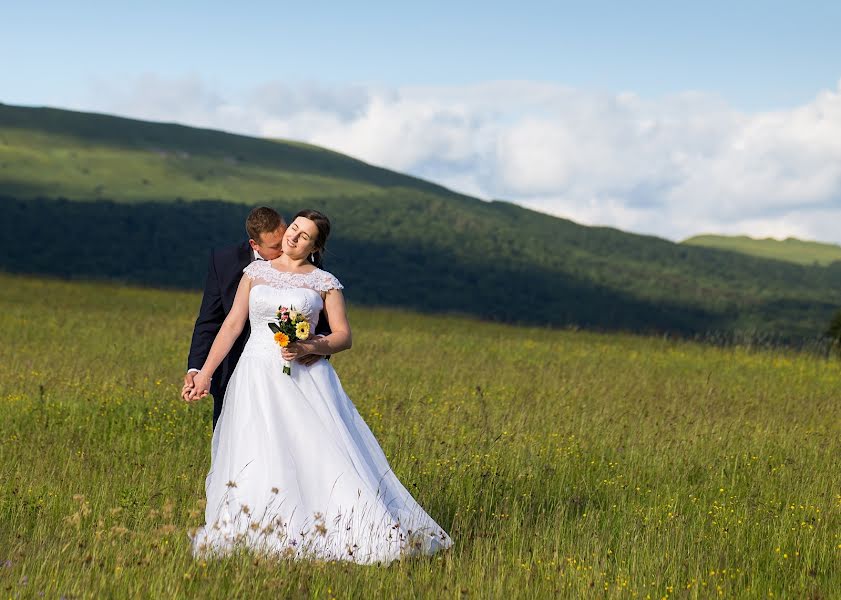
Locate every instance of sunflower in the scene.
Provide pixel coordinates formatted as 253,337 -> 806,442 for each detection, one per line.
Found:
296,321 -> 311,340
273,332 -> 290,347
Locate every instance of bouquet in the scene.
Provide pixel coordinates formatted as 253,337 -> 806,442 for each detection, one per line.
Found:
268,305 -> 311,375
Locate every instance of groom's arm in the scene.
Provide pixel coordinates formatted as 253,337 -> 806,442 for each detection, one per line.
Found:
314,310 -> 332,338
297,311 -> 332,366
187,249 -> 225,373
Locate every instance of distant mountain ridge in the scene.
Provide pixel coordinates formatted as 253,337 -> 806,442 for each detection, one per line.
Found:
683,234 -> 841,266
1,102 -> 839,342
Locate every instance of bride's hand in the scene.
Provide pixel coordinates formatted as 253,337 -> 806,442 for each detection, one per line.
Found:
281,341 -> 311,363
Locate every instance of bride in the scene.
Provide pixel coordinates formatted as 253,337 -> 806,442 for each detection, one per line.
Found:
183,209 -> 452,564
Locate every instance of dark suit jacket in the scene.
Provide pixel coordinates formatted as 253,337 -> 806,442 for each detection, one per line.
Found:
188,241 -> 253,428
187,240 -> 332,428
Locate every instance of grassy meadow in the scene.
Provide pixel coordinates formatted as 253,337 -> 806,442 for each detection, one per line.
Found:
683,235 -> 841,267
1,272 -> 840,598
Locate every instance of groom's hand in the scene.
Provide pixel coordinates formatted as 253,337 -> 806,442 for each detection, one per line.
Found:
181,371 -> 201,402
181,385 -> 195,402
183,371 -> 197,388
298,353 -> 323,366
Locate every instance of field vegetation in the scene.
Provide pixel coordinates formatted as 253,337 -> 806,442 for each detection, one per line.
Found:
1,273 -> 840,598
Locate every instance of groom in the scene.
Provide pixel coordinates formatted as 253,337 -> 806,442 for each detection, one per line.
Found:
183,206 -> 324,428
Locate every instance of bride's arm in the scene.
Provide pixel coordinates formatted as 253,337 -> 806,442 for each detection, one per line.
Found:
186,275 -> 251,401
286,288 -> 352,360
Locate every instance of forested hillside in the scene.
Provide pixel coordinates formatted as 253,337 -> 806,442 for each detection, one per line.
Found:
2,103 -> 839,341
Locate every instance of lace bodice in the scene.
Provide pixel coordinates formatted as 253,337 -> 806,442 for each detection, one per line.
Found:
241,261 -> 343,358
243,260 -> 344,294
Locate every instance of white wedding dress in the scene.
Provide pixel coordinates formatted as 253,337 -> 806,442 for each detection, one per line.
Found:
190,261 -> 452,564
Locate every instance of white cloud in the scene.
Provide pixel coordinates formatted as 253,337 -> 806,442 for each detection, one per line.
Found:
71,75 -> 841,245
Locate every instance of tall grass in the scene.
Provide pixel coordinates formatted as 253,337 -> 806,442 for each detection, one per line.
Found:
1,273 -> 839,598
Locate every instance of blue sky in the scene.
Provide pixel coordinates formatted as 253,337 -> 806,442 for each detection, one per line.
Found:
4,0 -> 840,109
3,1 -> 841,242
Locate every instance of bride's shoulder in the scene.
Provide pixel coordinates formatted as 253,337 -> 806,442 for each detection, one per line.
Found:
311,268 -> 344,292
243,261 -> 260,278
242,260 -> 272,280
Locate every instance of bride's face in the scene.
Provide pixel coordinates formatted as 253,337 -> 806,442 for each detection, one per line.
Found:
282,217 -> 320,259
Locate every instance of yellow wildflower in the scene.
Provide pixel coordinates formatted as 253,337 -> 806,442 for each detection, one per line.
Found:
296,321 -> 310,340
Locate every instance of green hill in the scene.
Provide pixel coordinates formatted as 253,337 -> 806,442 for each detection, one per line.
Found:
0,102 -> 456,203
1,102 -> 840,342
683,234 -> 841,266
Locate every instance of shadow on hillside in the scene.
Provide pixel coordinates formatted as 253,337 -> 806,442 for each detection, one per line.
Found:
0,196 -> 728,336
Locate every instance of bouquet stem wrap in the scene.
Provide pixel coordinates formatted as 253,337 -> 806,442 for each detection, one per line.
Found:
268,306 -> 311,376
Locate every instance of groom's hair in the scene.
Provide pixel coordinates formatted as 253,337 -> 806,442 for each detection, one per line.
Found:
245,207 -> 285,242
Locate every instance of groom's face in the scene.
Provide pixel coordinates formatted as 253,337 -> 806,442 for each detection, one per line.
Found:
250,226 -> 286,260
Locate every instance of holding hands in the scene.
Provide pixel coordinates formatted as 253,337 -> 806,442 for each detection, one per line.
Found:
181,371 -> 211,403
180,346 -> 322,404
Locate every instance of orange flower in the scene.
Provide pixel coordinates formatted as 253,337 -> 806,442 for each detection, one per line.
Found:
274,332 -> 290,347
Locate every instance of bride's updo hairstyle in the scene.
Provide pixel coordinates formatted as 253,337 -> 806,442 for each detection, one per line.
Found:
294,209 -> 331,268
